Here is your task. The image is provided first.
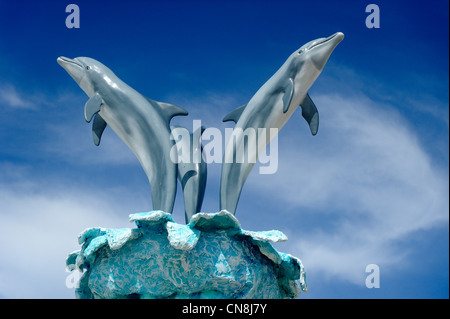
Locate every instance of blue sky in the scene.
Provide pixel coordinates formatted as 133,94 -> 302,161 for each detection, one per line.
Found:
0,0 -> 448,298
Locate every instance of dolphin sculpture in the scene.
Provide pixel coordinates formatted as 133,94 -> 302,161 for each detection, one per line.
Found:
57,56 -> 188,214
220,32 -> 344,215
171,125 -> 207,223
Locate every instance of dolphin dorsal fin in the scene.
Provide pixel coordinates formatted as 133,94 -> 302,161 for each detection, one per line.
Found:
222,104 -> 247,123
85,93 -> 103,123
282,78 -> 294,113
159,101 -> 189,122
92,113 -> 107,146
300,93 -> 319,136
145,97 -> 188,124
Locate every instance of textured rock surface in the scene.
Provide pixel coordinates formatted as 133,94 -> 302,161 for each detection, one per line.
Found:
67,210 -> 307,299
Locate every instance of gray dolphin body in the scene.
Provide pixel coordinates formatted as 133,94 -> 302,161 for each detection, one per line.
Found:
220,32 -> 344,215
57,56 -> 188,214
171,126 -> 207,223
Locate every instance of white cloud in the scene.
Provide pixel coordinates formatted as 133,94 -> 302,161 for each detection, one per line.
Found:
43,120 -> 138,167
245,93 -> 449,285
0,177 -> 133,298
0,84 -> 35,109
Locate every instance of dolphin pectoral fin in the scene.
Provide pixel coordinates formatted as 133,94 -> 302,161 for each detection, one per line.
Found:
84,93 -> 103,123
300,93 -> 319,135
282,78 -> 294,113
92,113 -> 107,146
223,104 -> 247,123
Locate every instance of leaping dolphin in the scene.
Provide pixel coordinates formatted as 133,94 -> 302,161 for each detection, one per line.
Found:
57,56 -> 188,214
220,32 -> 344,215
171,126 -> 207,223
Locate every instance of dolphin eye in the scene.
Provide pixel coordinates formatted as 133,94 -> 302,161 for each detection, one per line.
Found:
86,66 -> 91,70
298,48 -> 306,54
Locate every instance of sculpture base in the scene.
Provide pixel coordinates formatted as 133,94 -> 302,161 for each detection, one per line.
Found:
66,210 -> 307,299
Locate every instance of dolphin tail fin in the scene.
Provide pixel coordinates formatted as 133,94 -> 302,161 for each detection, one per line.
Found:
183,128 -> 207,223
300,93 -> 319,135
223,104 -> 247,123
173,126 -> 208,224
193,126 -> 207,219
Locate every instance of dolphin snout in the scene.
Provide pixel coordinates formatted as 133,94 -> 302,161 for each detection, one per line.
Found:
310,32 -> 344,70
57,56 -> 71,66
331,32 -> 344,41
57,56 -> 82,68
57,56 -> 85,86
57,56 -> 67,66
320,32 -> 344,48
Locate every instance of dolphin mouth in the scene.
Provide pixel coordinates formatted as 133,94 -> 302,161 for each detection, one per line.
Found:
57,56 -> 83,69
309,32 -> 344,50
57,56 -> 88,89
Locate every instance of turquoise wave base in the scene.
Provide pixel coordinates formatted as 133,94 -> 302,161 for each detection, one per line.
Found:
66,210 -> 307,299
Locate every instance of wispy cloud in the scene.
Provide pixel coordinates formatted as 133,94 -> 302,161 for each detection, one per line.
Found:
0,168 -> 136,298
0,82 -> 83,111
43,119 -> 138,167
0,84 -> 35,109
